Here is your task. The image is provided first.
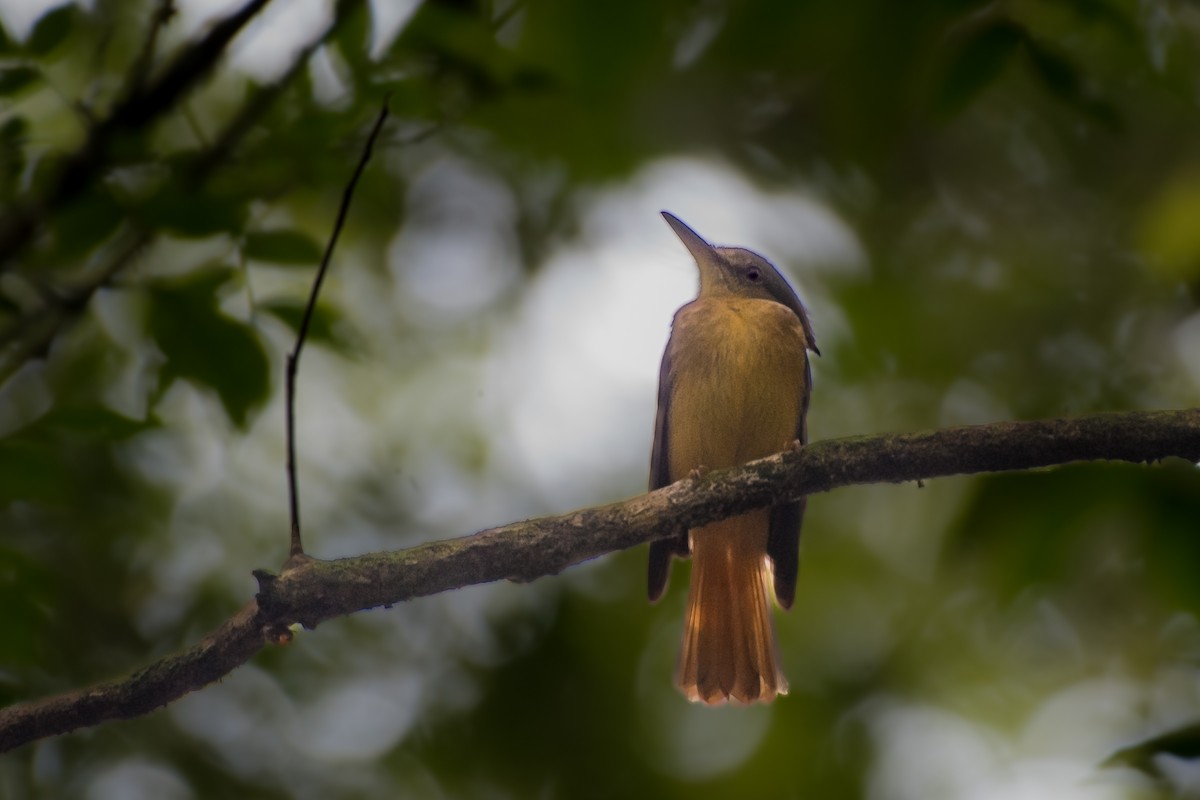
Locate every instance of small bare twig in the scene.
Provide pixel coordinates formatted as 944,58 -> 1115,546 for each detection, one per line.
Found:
284,97 -> 390,559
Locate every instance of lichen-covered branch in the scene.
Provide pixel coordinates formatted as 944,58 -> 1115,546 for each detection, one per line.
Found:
1,407 -> 1197,752
0,602 -> 267,753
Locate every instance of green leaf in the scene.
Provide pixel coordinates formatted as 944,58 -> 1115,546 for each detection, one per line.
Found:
1104,722 -> 1200,777
148,274 -> 269,428
49,185 -> 125,259
0,546 -> 56,667
0,66 -> 38,96
935,20 -> 1026,116
0,438 -> 71,506
0,118 -> 25,201
35,406 -> 156,442
0,115 -> 25,141
138,181 -> 248,238
146,262 -> 238,297
260,297 -> 353,350
0,409 -> 155,508
26,4 -> 76,56
333,1 -> 372,73
244,229 -> 323,265
1024,39 -> 1122,129
1025,41 -> 1080,101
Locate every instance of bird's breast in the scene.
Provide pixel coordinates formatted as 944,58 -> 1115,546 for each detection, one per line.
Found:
665,298 -> 810,480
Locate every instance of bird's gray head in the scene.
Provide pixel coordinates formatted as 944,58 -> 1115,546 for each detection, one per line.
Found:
662,211 -> 818,354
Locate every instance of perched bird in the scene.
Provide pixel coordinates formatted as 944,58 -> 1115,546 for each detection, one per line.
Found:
649,212 -> 817,704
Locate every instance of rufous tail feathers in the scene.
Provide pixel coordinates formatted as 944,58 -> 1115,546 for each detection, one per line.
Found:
676,513 -> 787,704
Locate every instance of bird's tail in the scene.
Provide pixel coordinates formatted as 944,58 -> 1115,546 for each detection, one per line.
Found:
676,511 -> 787,704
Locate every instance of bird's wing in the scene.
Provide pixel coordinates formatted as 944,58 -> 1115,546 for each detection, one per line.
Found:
767,354 -> 812,610
648,340 -> 690,602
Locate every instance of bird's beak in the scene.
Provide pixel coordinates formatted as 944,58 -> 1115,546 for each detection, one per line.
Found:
661,212 -> 724,283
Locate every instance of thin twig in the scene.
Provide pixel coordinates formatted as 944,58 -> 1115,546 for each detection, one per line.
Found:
285,97 -> 390,559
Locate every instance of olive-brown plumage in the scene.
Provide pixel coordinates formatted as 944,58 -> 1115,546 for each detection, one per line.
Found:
649,212 -> 816,704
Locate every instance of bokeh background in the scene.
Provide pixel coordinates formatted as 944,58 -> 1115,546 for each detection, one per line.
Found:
2,0 -> 1200,797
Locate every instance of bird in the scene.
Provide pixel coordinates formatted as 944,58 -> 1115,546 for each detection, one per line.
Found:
648,211 -> 817,705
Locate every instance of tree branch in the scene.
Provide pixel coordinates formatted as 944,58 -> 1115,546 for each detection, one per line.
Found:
0,601 -> 268,754
1,407 -> 1197,752
0,1 -> 368,385
0,0 -> 278,271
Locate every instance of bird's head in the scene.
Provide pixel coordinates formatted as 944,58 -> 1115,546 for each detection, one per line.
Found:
662,211 -> 818,354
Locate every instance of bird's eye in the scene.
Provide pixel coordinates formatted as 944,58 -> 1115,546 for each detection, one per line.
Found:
746,267 -> 761,281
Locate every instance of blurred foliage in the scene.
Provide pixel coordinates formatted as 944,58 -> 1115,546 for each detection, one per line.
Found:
1,0 -> 1200,797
